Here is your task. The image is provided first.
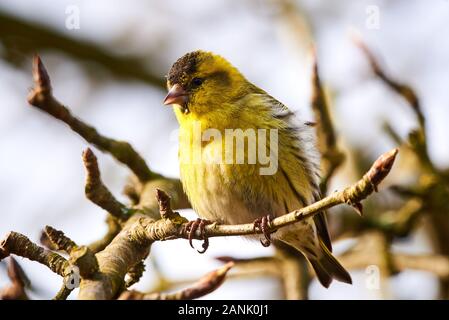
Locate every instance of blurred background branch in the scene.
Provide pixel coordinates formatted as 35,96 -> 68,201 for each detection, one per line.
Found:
0,10 -> 165,88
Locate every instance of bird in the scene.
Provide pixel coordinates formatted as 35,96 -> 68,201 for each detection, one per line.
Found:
163,50 -> 352,288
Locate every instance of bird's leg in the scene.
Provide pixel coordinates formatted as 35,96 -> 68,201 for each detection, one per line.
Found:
253,215 -> 273,247
183,218 -> 200,248
182,218 -> 212,254
197,219 -> 212,254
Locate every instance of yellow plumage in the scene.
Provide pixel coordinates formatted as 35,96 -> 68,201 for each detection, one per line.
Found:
165,50 -> 351,288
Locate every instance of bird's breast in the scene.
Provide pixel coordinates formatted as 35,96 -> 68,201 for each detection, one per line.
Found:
179,134 -> 273,224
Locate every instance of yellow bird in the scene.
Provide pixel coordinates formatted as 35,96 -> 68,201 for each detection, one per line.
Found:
164,50 -> 351,288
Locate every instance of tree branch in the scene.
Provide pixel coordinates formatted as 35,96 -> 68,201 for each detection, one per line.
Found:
27,55 -> 160,183
310,49 -> 345,193
118,262 -> 234,300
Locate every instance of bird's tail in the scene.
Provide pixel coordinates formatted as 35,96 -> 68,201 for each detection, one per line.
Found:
278,223 -> 352,288
308,239 -> 352,288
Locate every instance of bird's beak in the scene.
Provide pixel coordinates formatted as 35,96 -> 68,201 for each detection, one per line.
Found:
163,84 -> 188,106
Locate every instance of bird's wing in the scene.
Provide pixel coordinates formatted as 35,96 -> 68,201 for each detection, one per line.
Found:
313,201 -> 333,252
266,94 -> 333,252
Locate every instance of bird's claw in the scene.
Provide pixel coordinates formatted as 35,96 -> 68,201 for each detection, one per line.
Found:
182,218 -> 212,254
253,215 -> 273,247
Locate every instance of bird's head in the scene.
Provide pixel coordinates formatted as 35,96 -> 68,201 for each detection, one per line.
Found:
164,51 -> 247,117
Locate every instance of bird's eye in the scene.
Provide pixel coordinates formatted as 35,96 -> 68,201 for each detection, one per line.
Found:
192,77 -> 203,87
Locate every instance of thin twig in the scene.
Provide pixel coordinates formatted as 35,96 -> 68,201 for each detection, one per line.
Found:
0,258 -> 29,300
44,226 -> 77,253
310,49 -> 345,193
0,232 -> 69,276
82,148 -> 130,221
